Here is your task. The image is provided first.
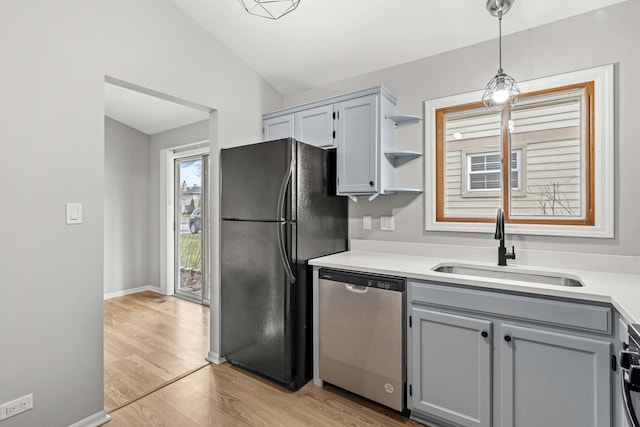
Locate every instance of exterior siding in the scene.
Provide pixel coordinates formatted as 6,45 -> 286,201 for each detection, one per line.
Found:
443,97 -> 583,218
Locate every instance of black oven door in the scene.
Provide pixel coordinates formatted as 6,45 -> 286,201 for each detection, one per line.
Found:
622,370 -> 640,427
623,325 -> 640,427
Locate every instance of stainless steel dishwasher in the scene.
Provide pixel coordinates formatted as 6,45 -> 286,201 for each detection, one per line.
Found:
318,268 -> 406,411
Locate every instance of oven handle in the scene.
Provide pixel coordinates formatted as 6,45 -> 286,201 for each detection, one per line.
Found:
623,371 -> 640,427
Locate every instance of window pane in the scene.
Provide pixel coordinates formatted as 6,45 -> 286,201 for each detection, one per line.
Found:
511,171 -> 519,189
470,172 -> 501,190
510,152 -> 518,170
508,92 -> 584,218
444,107 -> 502,217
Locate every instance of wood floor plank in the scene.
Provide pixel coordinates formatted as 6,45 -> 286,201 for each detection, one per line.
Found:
106,292 -> 428,426
109,364 -> 427,427
104,291 -> 210,412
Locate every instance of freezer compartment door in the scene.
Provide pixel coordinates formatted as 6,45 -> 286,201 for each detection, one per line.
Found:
221,220 -> 295,385
221,138 -> 295,221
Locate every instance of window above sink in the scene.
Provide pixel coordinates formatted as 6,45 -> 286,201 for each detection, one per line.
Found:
423,64 -> 614,238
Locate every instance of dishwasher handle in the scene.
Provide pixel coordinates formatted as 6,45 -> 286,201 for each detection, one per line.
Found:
345,283 -> 368,293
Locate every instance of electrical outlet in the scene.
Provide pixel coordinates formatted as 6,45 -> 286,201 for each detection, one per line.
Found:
0,394 -> 33,420
380,216 -> 395,231
362,215 -> 371,230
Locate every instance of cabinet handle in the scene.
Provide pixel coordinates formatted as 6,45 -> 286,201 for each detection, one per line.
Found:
504,335 -> 512,342
369,181 -> 374,186
481,331 -> 488,338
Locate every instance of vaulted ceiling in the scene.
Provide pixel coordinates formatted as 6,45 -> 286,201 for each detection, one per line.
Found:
170,0 -> 628,95
106,0 -> 629,134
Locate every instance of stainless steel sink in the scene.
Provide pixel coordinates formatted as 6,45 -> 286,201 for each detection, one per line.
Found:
432,264 -> 584,287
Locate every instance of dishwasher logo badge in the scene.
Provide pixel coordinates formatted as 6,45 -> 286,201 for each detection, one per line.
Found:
384,383 -> 394,394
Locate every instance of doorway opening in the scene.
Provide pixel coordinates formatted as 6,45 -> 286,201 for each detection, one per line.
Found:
103,75 -> 217,412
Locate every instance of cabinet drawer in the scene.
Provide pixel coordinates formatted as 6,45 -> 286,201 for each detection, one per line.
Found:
410,281 -> 612,334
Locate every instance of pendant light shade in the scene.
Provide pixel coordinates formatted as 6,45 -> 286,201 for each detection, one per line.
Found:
482,0 -> 520,110
239,0 -> 300,20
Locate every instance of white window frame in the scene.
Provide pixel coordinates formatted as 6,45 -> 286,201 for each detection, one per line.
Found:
424,64 -> 614,238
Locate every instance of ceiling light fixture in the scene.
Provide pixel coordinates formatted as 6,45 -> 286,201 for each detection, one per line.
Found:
238,0 -> 300,20
482,0 -> 520,110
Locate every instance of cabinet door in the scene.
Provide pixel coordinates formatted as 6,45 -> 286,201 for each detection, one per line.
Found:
294,105 -> 334,148
263,114 -> 294,141
412,307 -> 492,427
335,95 -> 378,194
500,324 -> 611,427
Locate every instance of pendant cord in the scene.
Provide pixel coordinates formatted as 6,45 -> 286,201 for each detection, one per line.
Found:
498,12 -> 503,72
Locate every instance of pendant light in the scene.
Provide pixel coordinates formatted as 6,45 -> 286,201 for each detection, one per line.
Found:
238,0 -> 300,20
482,0 -> 520,110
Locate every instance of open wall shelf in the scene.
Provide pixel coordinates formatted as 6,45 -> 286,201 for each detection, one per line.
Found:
385,114 -> 422,127
384,151 -> 422,160
383,187 -> 422,194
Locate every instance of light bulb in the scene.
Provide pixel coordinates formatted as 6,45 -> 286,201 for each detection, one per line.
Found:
453,132 -> 463,140
492,88 -> 510,104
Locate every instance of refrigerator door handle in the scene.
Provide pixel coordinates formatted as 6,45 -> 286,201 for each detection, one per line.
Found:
277,160 -> 293,221
278,222 -> 296,284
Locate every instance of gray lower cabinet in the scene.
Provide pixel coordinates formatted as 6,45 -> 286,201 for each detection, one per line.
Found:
411,307 -> 492,427
499,323 -> 611,427
409,280 -> 614,427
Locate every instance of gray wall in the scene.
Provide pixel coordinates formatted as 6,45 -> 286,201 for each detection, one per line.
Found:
285,0 -> 640,257
148,120 -> 209,289
0,1 -> 282,426
104,117 -> 151,296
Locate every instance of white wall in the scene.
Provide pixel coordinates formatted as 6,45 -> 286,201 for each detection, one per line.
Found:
0,1 -> 282,426
284,0 -> 640,258
104,117 -> 151,296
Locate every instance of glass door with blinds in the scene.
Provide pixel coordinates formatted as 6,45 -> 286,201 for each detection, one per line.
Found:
174,154 -> 209,305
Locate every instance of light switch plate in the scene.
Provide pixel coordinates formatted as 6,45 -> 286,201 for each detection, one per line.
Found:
362,215 -> 371,230
66,203 -> 82,225
380,216 -> 395,231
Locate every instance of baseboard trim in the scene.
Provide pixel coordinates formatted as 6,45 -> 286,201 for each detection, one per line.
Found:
206,351 -> 226,365
104,286 -> 162,300
68,409 -> 111,427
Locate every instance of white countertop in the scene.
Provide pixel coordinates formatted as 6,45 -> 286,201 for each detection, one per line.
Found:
310,250 -> 640,325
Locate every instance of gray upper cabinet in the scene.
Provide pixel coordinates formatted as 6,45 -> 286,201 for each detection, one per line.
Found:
500,323 -> 611,427
411,307 -> 492,427
335,94 -> 378,195
294,105 -> 335,148
263,114 -> 294,141
262,86 -> 422,199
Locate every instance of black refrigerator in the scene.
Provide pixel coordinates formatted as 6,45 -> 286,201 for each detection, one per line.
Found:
220,138 -> 348,390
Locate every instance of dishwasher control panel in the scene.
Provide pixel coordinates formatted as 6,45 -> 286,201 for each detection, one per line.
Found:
319,269 -> 406,292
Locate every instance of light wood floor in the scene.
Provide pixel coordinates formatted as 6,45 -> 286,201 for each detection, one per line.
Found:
106,291 -> 427,426
104,291 -> 210,412
108,363 -> 426,426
